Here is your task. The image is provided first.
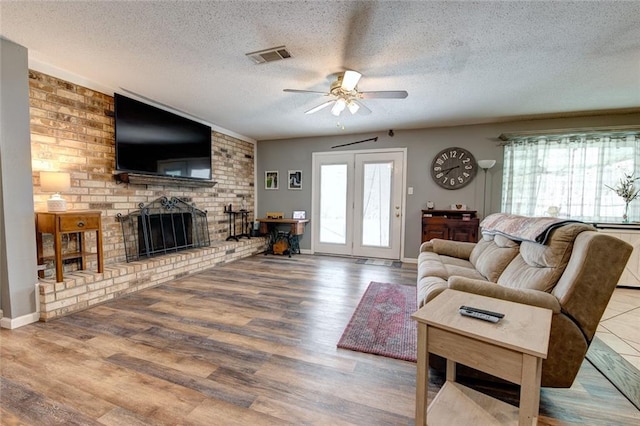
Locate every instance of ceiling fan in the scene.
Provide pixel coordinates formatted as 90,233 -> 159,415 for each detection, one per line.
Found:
283,70 -> 408,116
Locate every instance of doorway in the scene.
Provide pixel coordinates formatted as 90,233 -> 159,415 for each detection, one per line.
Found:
311,149 -> 406,259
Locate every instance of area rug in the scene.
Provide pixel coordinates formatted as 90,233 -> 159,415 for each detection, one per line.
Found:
355,258 -> 403,268
337,281 -> 417,362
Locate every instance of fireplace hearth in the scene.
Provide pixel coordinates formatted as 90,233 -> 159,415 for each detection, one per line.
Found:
117,197 -> 210,262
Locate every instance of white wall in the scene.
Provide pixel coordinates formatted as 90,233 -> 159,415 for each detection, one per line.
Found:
0,38 -> 39,326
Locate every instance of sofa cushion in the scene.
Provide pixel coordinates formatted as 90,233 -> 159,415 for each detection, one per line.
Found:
418,252 -> 484,283
417,251 -> 450,280
469,234 -> 494,265
440,255 -> 475,269
497,223 -> 594,292
431,239 -> 476,259
470,234 -> 520,282
417,275 -> 448,307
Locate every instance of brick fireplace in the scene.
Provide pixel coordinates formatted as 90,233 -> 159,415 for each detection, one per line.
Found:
29,70 -> 264,320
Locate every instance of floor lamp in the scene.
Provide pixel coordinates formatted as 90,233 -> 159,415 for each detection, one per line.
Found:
478,160 -> 496,219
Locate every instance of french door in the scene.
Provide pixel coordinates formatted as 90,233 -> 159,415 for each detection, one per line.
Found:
311,149 -> 405,259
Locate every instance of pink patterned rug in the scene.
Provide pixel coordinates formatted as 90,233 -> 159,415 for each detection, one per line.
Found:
337,282 -> 417,362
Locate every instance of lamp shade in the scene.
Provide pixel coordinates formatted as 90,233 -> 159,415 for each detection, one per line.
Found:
40,171 -> 71,193
478,159 -> 497,170
40,171 -> 71,212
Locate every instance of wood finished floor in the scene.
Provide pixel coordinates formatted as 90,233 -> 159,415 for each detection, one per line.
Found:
1,254 -> 639,425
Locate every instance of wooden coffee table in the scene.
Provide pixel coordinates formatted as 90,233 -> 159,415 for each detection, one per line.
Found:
412,289 -> 552,426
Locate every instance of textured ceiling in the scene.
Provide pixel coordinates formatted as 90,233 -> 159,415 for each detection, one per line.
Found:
2,1 -> 639,141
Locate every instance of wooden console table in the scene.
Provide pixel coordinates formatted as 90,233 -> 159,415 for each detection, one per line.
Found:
256,218 -> 309,256
35,211 -> 104,282
421,209 -> 479,243
257,218 -> 309,235
412,289 -> 552,425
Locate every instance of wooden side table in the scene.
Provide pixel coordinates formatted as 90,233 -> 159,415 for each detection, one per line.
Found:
412,289 -> 552,425
35,211 -> 104,282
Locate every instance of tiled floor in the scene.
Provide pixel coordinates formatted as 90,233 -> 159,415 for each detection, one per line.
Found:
596,287 -> 640,370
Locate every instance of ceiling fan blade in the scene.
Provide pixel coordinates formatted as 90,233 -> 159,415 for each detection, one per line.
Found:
284,89 -> 329,95
359,90 -> 408,99
305,100 -> 335,114
341,70 -> 362,91
354,100 -> 371,115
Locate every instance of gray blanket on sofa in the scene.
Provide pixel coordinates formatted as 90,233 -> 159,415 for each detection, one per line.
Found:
480,213 -> 582,244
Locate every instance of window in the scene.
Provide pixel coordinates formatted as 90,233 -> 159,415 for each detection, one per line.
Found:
501,131 -> 640,222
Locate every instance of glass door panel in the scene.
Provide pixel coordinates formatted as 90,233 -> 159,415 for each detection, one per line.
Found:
361,162 -> 392,247
319,164 -> 347,244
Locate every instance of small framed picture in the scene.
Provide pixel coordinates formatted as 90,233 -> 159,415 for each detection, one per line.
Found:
265,171 -> 279,190
288,170 -> 302,190
293,210 -> 306,220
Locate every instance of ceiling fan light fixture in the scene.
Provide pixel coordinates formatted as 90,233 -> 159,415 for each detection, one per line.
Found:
347,100 -> 360,114
341,70 -> 362,91
331,98 -> 347,116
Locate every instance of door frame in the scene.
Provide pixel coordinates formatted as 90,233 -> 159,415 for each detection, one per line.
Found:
310,147 -> 407,260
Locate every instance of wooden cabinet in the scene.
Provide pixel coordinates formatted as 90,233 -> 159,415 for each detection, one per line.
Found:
35,211 -> 104,282
421,210 -> 479,243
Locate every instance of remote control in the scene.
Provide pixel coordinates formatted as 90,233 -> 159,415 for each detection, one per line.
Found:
459,305 -> 504,318
459,308 -> 501,323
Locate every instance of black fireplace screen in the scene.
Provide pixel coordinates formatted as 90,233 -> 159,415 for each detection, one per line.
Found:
117,197 -> 210,262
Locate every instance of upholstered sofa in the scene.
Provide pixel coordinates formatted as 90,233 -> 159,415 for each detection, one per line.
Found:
417,213 -> 632,387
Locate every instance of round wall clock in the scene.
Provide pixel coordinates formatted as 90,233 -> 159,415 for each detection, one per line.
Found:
430,147 -> 478,189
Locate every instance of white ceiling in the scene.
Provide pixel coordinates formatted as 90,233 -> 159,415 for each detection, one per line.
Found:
2,1 -> 639,141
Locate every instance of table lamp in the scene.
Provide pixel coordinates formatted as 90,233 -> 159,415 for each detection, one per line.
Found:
41,171 -> 71,212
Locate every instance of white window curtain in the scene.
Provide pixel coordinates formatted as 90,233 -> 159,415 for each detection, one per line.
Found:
501,133 -> 640,222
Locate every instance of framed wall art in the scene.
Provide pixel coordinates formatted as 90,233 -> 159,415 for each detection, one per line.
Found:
265,171 -> 279,190
288,170 -> 302,190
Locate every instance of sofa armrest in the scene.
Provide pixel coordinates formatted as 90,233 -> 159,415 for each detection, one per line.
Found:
431,239 -> 476,260
420,241 -> 434,253
448,276 -> 561,313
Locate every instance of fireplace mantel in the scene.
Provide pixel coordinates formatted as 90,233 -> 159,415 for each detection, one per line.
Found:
114,172 -> 217,187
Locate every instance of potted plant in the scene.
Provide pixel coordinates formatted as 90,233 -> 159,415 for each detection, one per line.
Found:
606,172 -> 640,223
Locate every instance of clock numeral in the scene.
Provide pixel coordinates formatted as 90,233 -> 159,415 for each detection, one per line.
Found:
458,176 -> 463,183
450,150 -> 457,158
442,176 -> 448,184
436,172 -> 443,179
436,158 -> 444,166
462,158 -> 470,164
450,178 -> 455,186
441,153 -> 449,160
465,165 -> 473,170
434,166 -> 441,172
463,172 -> 470,178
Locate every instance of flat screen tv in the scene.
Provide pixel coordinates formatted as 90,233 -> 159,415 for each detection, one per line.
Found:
114,93 -> 212,181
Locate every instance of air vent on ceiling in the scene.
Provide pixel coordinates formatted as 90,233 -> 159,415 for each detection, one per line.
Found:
246,46 -> 292,64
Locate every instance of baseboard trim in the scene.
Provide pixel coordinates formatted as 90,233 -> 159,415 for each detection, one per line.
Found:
0,311 -> 40,329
